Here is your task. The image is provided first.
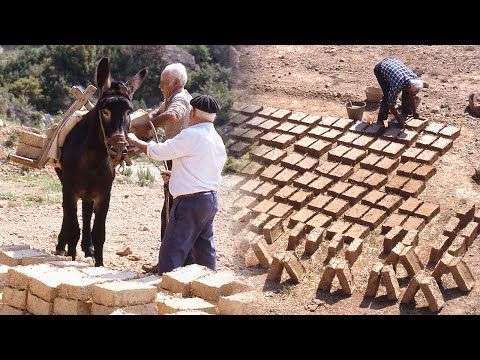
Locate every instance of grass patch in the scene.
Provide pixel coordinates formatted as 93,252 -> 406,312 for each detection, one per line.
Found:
4,133 -> 19,147
0,173 -> 62,205
223,155 -> 250,173
0,192 -> 18,201
137,167 -> 156,187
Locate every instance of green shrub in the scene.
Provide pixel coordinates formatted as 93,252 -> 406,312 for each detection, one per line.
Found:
137,167 -> 156,187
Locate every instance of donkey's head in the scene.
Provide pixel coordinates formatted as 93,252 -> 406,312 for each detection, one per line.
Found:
95,57 -> 147,162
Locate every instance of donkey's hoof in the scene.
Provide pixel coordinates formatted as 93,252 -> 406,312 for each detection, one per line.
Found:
53,250 -> 67,256
83,246 -> 95,258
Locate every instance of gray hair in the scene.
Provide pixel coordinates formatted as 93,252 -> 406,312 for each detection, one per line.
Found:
195,108 -> 216,122
408,79 -> 423,91
163,63 -> 188,87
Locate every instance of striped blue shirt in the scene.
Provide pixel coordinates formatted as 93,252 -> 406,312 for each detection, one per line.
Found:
380,58 -> 419,106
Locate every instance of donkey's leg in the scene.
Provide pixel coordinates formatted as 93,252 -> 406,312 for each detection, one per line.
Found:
81,199 -> 95,258
56,189 -> 80,259
91,194 -> 111,267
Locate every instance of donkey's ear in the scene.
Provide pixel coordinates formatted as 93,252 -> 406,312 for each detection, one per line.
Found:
126,67 -> 148,95
96,57 -> 111,95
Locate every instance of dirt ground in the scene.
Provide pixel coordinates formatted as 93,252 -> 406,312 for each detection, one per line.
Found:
1,45 -> 479,315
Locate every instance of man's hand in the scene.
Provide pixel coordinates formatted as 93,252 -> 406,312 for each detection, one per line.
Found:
161,170 -> 171,184
130,121 -> 153,141
127,132 -> 140,146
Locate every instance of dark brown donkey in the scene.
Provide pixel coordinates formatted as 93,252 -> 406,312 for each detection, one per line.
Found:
54,57 -> 147,266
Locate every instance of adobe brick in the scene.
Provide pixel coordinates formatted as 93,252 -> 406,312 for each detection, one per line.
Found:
240,129 -> 263,144
460,221 -> 479,247
398,197 -> 423,215
301,114 -> 322,126
352,134 -> 376,149
401,147 -> 423,162
395,129 -> 419,146
334,259 -> 355,295
318,263 -> 336,292
240,179 -> 262,195
306,176 -> 334,194
328,164 -> 354,182
260,164 -> 283,182
293,171 -> 318,189
283,251 -> 306,283
443,216 -> 461,240
431,252 -> 454,281
288,111 -> 308,123
262,148 -> 287,165
416,134 -> 438,148
294,136 -> 317,153
382,142 -> 405,159
439,125 -> 460,139
268,202 -> 294,220
281,152 -> 304,169
416,149 -> 439,165
360,153 -> 381,170
385,242 -> 406,268
384,226 -> 408,252
363,172 -> 388,190
340,184 -> 369,205
456,202 -> 476,227
288,190 -> 314,209
382,212 -> 408,233
319,115 -> 338,127
327,181 -> 352,198
270,108 -> 292,120
239,161 -> 265,178
397,161 -> 421,177
342,223 -> 370,243
305,227 -> 325,255
276,121 -> 297,133
253,182 -> 279,200
401,229 -> 419,247
258,119 -> 281,132
306,213 -> 333,232
307,139 -> 333,157
250,213 -> 274,234
475,211 -> 480,223
400,179 -> 426,198
399,246 -> 424,278
360,207 -> 387,230
326,220 -> 351,239
328,144 -> 351,163
252,199 -> 277,215
428,234 -> 452,265
414,202 -> 440,222
402,216 -> 426,231
412,164 -> 436,181
348,168 -> 373,186
273,185 -> 297,203
288,222 -> 306,250
344,203 -> 370,224
320,129 -> 343,142
332,117 -> 354,131
251,237 -> 272,268
250,144 -> 273,162
288,124 -> 310,138
430,137 -> 453,155
338,131 -> 360,146
381,126 -> 402,141
272,168 -> 299,186
229,127 -> 249,140
307,193 -> 333,211
405,118 -> 428,132
376,194 -> 403,214
263,217 -> 284,244
308,125 -> 331,138
258,106 -> 278,117
419,275 -> 445,312
271,133 -> 296,149
361,189 -> 386,207
369,138 -> 390,154
327,234 -> 344,259
316,161 -> 338,176
241,104 -> 263,115
245,116 -> 268,128
365,262 -> 384,297
345,238 -> 364,266
449,257 -> 475,292
294,156 -> 318,172
289,208 -> 316,228
229,113 -> 250,126
381,265 -> 401,300
401,273 -> 422,304
323,198 -> 350,219
341,148 -> 367,165
385,175 -> 410,194
267,252 -> 285,281
374,156 -> 399,174
425,122 -> 446,135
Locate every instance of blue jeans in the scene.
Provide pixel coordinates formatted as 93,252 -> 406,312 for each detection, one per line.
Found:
157,191 -> 218,275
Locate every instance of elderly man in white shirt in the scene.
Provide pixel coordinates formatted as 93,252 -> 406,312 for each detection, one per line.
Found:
127,94 -> 227,275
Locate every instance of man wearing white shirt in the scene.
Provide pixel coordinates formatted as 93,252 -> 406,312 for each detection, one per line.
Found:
127,94 -> 227,275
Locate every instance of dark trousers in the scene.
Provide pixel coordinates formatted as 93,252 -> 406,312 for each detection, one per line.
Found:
158,191 -> 218,275
161,160 -> 194,266
374,62 -> 412,122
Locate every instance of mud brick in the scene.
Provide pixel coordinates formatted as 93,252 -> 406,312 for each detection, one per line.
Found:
272,168 -> 299,186
327,164 -> 354,181
414,202 -> 440,222
305,226 -> 325,255
270,108 -> 292,120
267,252 -> 286,281
416,149 -> 439,165
232,102 -> 249,112
369,138 -> 390,154
416,134 -> 438,149
318,115 -> 338,127
385,175 -> 410,194
333,117 -> 355,131
224,135 -> 237,147
456,202 -> 476,227
394,129 -> 419,146
327,234 -> 344,259
250,144 -> 273,162
402,216 -> 426,231
318,262 -> 336,292
344,238 -> 363,266
412,164 -> 436,181
258,119 -> 280,132
283,251 -> 306,283
382,142 -> 405,159
336,260 -> 355,295
233,195 -> 257,212
245,116 -> 268,128
288,190 -> 314,209
306,176 -> 334,194
316,161 -> 338,176
397,161 -> 421,177
460,221 -> 479,247
398,197 -> 423,215
401,230 -> 419,247
376,194 -> 403,214
349,120 -> 369,133
241,104 -> 263,115
327,181 -> 352,198
240,178 -> 263,195
290,208 -> 316,227
405,118 -> 427,132
281,152 -> 305,169
341,148 -> 367,165
2,286 -> 27,310
307,139 -> 333,157
401,273 -> 423,304
239,161 -> 264,178
385,242 -> 405,268
320,129 -> 343,142
293,171 -> 318,189
251,237 -> 272,268
443,217 -> 461,240
268,202 -> 294,220
428,234 -> 452,265
289,124 -> 310,138
252,199 -> 277,215
253,182 -> 279,200
343,203 -> 370,223
448,236 -> 468,257
262,148 -> 287,165
293,157 -> 317,173
277,121 -> 297,133
439,125 -> 460,139
288,111 -> 308,123
343,223 -> 370,243
229,141 -> 250,157
400,179 -> 426,198
384,226 -> 408,252
301,114 -> 322,126
258,106 -> 278,117
360,153 -> 381,171
260,164 -> 283,182
306,213 -> 333,232
326,220 -> 351,239
217,291 -> 257,315
294,136 -> 317,153
475,211 -> 480,223
229,113 -> 250,126
308,193 -> 333,211
348,168 -> 373,186
419,275 -> 445,312
271,133 -> 296,149
352,135 -> 376,149
401,147 -> 423,162
363,173 -> 388,190
263,217 -> 284,244
362,189 -> 386,207
381,265 -> 401,301
363,122 -> 385,137
365,262 -> 384,297
381,127 -> 402,141
360,207 -> 387,230
229,126 -> 249,139
232,208 -> 250,223
259,131 -> 279,146
288,222 -> 306,250
338,132 -> 360,146
382,213 -> 408,233
340,185 -> 369,205
449,257 -> 475,292
308,125 -> 330,138
274,185 -> 298,203
328,145 -> 350,162
425,122 -> 446,135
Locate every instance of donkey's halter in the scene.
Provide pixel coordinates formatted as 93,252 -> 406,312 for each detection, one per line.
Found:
98,111 -> 131,171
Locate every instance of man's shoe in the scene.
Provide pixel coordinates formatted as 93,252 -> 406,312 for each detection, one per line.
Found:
142,263 -> 159,273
